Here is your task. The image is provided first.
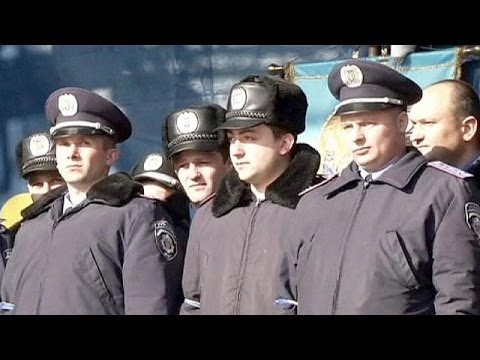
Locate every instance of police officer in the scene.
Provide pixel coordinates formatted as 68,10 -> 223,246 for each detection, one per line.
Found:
1,87 -> 185,314
163,104 -> 231,216
181,75 -> 322,314
131,151 -> 190,248
277,59 -> 480,314
16,132 -> 65,202
409,79 -> 480,187
0,133 -> 65,291
131,151 -> 182,201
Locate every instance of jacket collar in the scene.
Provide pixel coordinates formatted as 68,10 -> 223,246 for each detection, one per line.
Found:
21,172 -> 143,221
212,143 -> 321,217
324,148 -> 427,196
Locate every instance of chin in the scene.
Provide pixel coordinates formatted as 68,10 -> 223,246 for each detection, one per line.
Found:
186,191 -> 204,204
237,172 -> 252,182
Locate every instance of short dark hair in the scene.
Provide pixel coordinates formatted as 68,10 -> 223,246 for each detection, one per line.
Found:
268,124 -> 297,143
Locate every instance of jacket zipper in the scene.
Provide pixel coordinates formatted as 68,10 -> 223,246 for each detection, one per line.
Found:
35,200 -> 98,313
331,179 -> 371,314
233,201 -> 261,314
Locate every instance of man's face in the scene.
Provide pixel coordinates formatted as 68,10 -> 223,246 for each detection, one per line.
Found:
26,170 -> 65,201
409,85 -> 465,166
172,150 -> 229,204
55,134 -> 118,193
227,124 -> 293,191
340,108 -> 408,172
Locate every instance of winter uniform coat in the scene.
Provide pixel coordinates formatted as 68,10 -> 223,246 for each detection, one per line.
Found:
278,150 -> 480,315
0,173 -> 187,315
181,144 -> 322,314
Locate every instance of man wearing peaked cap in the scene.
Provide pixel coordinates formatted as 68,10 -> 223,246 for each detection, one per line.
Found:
328,58 -> 422,116
1,131 -> 65,292
46,87 -> 132,143
1,87 -> 186,315
131,152 -> 181,197
278,59 -> 480,315
180,75 -> 323,315
130,151 -> 191,303
163,104 -> 231,208
131,150 -> 190,215
131,151 -> 190,231
15,132 -> 65,202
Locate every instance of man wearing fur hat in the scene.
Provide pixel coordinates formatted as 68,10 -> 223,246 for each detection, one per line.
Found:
181,75 -> 323,314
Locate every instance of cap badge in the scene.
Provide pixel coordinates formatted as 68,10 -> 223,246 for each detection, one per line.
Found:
340,65 -> 364,88
58,93 -> 79,117
176,111 -> 199,134
230,87 -> 247,110
29,134 -> 51,157
143,154 -> 163,171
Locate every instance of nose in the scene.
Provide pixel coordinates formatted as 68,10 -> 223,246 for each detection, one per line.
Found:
230,139 -> 244,158
187,163 -> 200,179
41,181 -> 52,193
351,125 -> 365,144
66,144 -> 79,160
409,125 -> 424,145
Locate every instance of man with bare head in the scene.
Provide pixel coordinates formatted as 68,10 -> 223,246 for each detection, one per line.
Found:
409,79 -> 480,182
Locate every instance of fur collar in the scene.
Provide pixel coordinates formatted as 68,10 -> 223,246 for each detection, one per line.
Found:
212,143 -> 321,217
21,172 -> 142,222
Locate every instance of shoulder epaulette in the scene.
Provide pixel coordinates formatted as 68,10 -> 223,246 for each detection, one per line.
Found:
299,174 -> 338,196
427,161 -> 473,179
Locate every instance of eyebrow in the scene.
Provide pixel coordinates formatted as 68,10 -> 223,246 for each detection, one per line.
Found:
230,129 -> 257,136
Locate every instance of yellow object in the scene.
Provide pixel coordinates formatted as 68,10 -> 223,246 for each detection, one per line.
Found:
0,193 -> 34,229
318,115 -> 352,177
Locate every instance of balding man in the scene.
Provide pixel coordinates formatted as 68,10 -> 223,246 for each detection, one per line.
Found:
409,79 -> 480,185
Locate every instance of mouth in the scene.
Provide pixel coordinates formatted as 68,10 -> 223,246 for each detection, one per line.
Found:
189,184 -> 205,189
353,147 -> 369,155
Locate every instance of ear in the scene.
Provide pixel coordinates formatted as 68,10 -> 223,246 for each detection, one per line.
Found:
106,147 -> 119,167
279,133 -> 295,156
398,111 -> 409,133
461,116 -> 478,142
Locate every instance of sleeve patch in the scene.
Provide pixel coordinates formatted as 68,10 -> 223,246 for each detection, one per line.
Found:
154,219 -> 178,261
